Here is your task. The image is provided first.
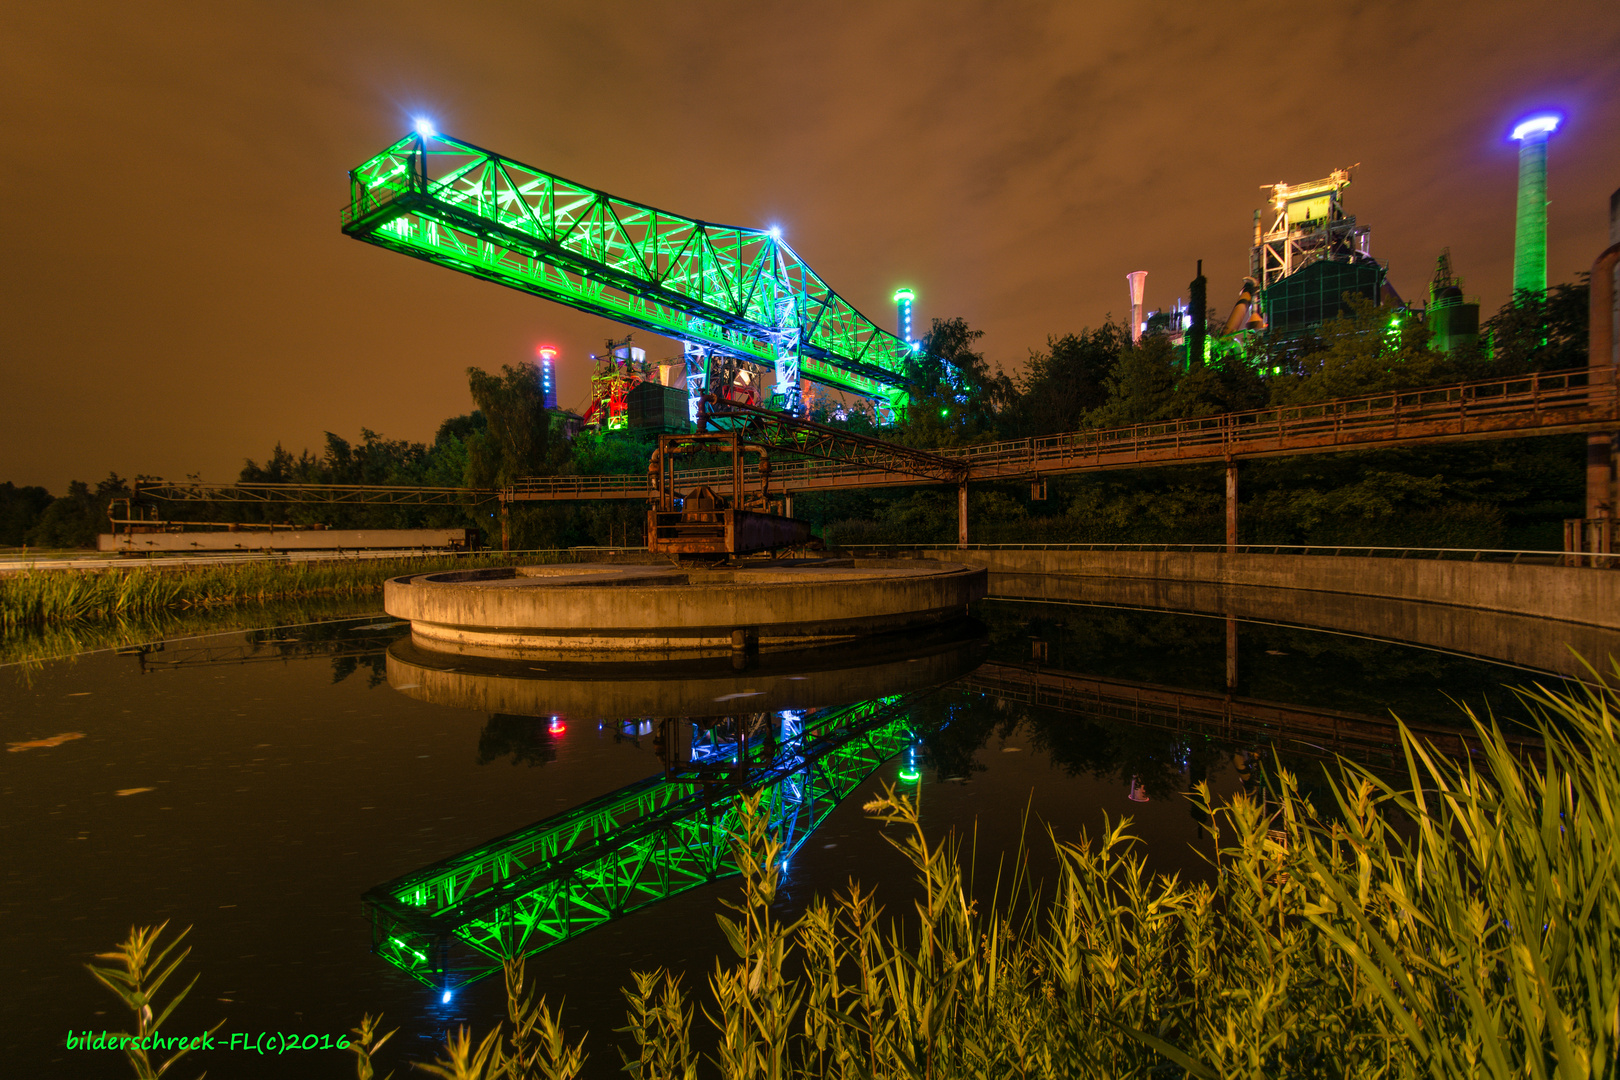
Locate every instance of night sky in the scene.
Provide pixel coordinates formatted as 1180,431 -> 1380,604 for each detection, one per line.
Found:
4,1 -> 1618,491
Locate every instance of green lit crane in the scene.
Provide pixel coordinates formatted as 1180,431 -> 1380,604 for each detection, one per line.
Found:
341,125 -> 918,418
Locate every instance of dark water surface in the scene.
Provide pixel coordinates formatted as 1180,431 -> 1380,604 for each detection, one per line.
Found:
0,597 -> 1585,1077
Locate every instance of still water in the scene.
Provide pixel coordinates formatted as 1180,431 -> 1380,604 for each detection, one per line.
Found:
1,594 -> 1599,1076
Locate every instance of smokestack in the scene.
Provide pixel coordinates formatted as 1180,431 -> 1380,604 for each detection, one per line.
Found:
1188,259 -> 1207,366
1126,271 -> 1148,343
1510,113 -> 1561,298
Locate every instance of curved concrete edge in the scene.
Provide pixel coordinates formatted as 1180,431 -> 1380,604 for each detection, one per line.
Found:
384,625 -> 989,719
384,559 -> 987,658
985,572 -> 1620,680
922,548 -> 1620,631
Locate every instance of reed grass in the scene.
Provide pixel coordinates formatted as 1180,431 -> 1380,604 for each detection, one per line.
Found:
0,552 -> 545,630
0,595 -> 385,668
607,661 -> 1620,1078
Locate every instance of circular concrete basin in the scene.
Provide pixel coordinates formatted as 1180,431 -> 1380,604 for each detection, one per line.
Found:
384,558 -> 988,659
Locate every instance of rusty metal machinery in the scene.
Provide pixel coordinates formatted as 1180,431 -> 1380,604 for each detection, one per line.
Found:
645,428 -> 811,557
644,396 -> 966,558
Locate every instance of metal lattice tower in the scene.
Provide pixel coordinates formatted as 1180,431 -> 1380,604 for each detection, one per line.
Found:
342,128 -> 919,419
1251,166 -> 1369,288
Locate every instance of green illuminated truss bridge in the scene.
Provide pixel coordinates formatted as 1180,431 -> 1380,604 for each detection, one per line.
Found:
363,695 -> 918,990
341,129 -> 918,414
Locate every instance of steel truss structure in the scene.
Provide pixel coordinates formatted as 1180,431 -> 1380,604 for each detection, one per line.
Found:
697,400 -> 966,484
1253,166 -> 1369,288
363,695 -> 917,990
341,130 -> 918,414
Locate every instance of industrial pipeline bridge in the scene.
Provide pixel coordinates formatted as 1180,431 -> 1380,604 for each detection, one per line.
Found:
127,366 -> 1616,549
507,365 -> 1619,545
341,127 -> 920,416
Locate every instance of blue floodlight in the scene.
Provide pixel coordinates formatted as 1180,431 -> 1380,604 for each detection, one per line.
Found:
1510,113 -> 1560,141
414,117 -> 437,138
768,226 -> 782,240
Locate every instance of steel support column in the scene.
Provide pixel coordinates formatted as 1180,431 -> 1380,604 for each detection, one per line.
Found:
957,484 -> 968,548
1225,459 -> 1238,554
1589,235 -> 1620,522
1225,616 -> 1238,694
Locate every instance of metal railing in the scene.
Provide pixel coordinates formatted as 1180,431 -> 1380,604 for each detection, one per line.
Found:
506,365 -> 1618,499
830,541 -> 1619,568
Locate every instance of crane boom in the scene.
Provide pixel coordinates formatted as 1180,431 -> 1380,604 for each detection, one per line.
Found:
341,130 -> 916,411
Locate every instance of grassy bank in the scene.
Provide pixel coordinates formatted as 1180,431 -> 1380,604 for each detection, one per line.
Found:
0,551 -> 567,630
0,595 -> 390,668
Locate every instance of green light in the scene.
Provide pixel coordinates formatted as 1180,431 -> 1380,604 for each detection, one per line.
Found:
940,408 -> 949,417
343,133 -> 913,409
898,766 -> 921,783
893,288 -> 915,302
390,937 -> 428,964
365,696 -> 917,988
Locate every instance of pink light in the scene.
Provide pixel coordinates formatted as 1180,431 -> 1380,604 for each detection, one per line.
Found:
548,717 -> 566,735
537,345 -> 558,361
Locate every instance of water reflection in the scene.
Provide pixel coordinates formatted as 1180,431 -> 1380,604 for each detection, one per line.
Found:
362,603 -> 1549,993
364,696 -> 930,992
2,602 -> 1563,1078
363,622 -> 990,992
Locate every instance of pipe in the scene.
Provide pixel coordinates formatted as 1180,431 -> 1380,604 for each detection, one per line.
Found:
1222,277 -> 1259,336
1126,271 -> 1148,343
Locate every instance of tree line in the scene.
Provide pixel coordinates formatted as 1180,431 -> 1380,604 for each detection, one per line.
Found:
0,280 -> 1590,550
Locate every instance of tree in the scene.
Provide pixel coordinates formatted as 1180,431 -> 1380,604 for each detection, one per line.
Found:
896,317 -> 1014,448
1267,296 -> 1451,405
1010,325 -> 1126,436
0,482 -> 54,546
1482,277 -> 1589,373
464,362 -> 558,487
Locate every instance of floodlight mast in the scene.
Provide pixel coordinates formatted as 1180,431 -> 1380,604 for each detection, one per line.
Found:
341,129 -> 922,419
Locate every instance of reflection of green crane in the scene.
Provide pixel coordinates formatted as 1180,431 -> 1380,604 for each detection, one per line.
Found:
362,695 -> 917,992
342,125 -> 917,419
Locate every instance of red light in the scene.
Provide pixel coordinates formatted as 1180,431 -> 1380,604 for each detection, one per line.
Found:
548,717 -> 566,734
537,345 -> 558,361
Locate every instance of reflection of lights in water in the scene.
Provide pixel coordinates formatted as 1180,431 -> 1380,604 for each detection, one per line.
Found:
441,989 -> 453,1004
548,716 -> 566,735
899,745 -> 921,783
637,720 -> 653,736
1127,777 -> 1150,803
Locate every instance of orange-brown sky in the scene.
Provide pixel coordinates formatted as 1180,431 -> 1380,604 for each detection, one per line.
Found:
4,1 -> 1618,490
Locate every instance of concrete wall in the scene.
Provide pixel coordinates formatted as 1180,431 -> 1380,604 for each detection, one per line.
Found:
100,528 -> 471,553
920,547 -> 1620,630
